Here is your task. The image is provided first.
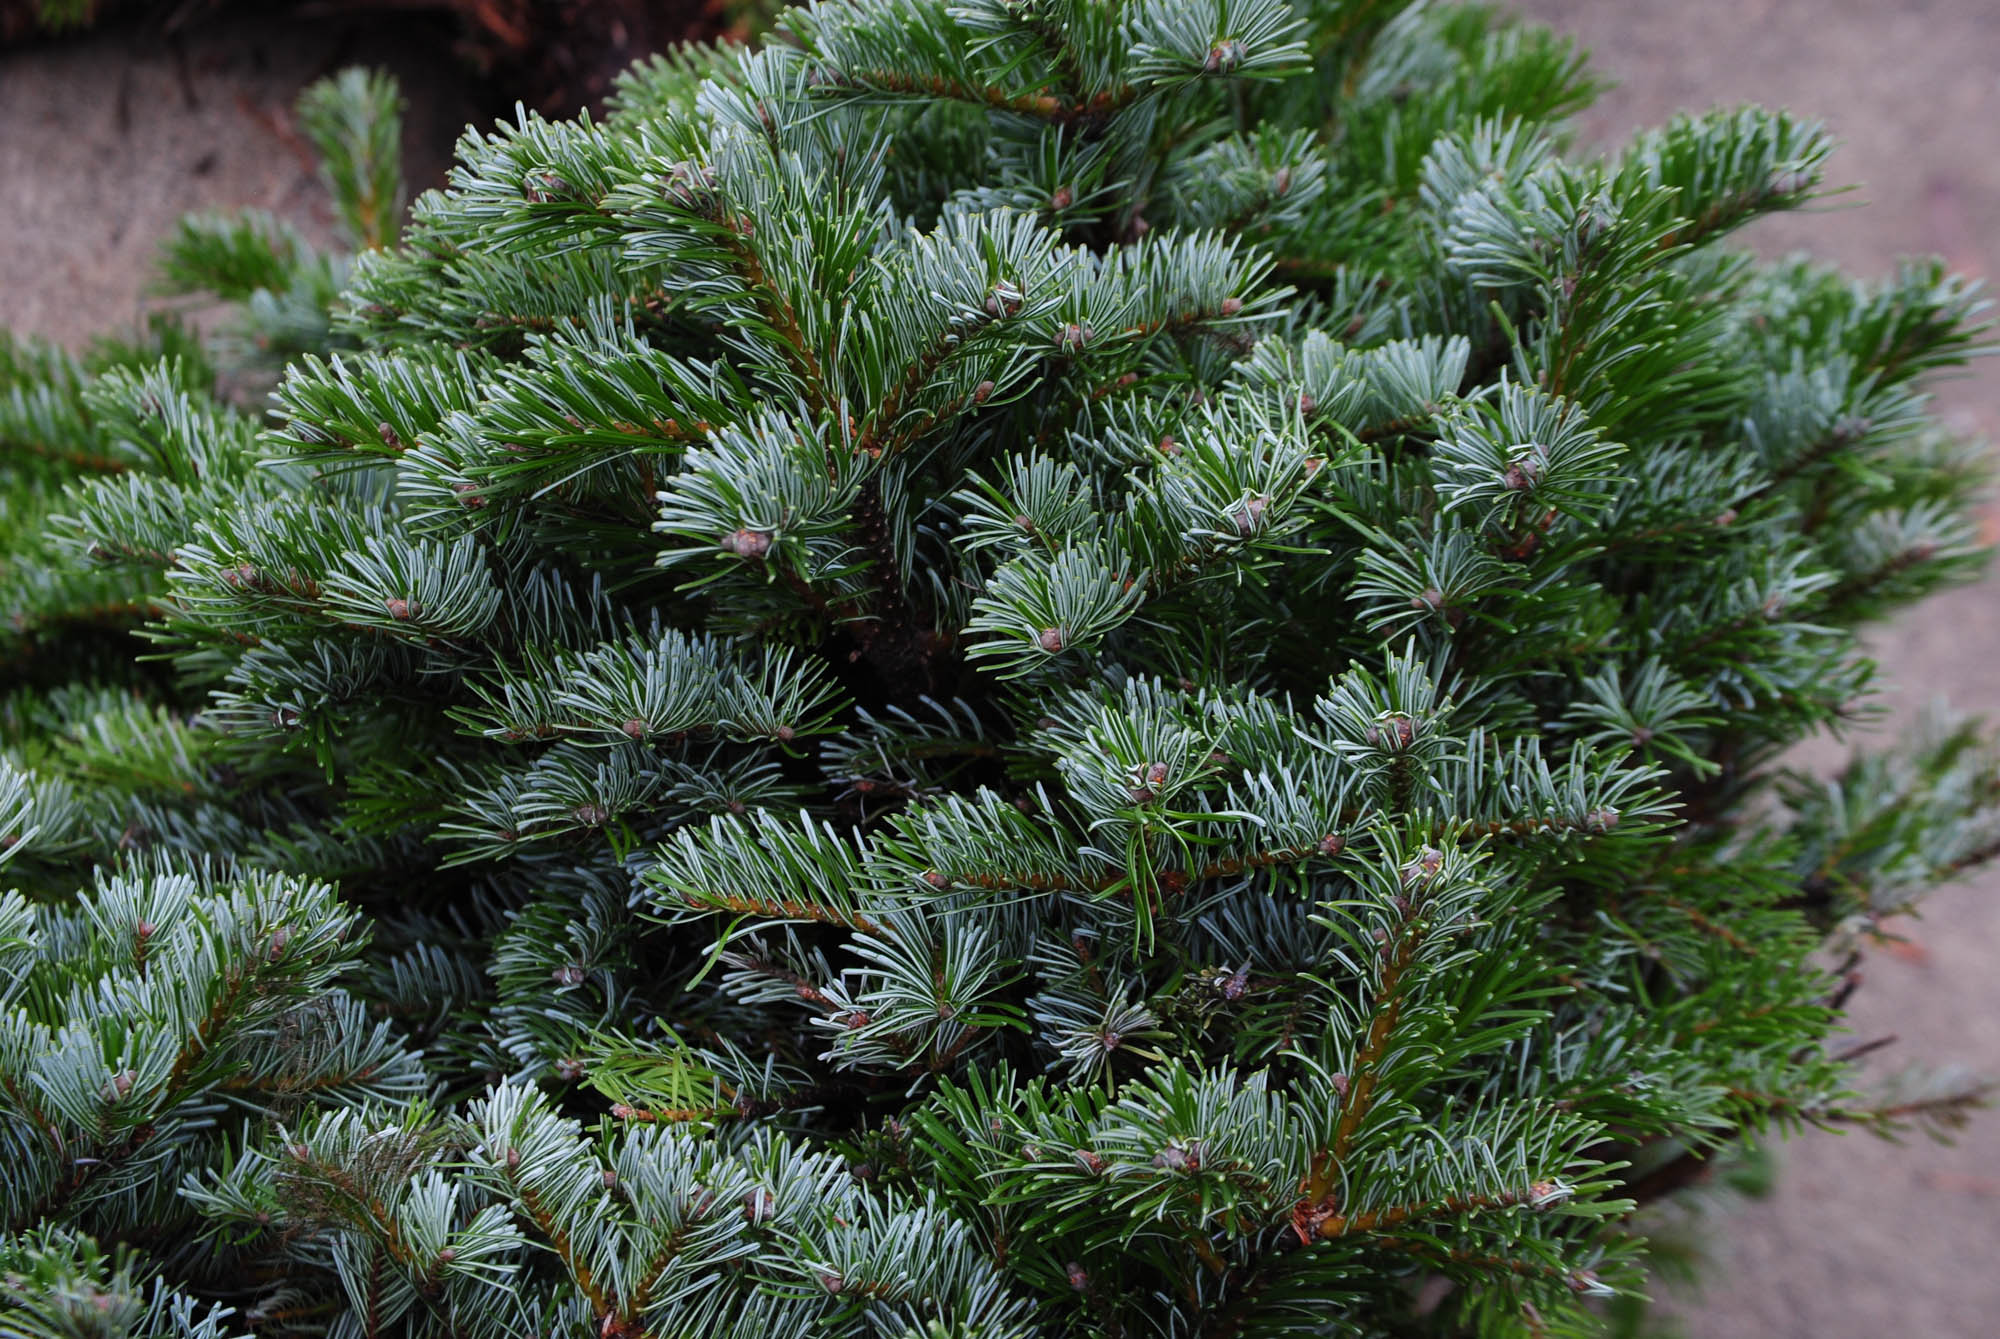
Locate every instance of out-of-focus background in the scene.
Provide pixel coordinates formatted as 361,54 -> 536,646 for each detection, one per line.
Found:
2,3 -> 1997,1334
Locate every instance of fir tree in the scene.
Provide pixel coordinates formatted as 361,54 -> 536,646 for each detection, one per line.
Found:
4,3 -> 1999,1335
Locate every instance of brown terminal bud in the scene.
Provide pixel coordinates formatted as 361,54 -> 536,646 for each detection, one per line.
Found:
1527,1180 -> 1569,1208
521,169 -> 574,203
385,598 -> 412,621
973,380 -> 995,404
622,718 -> 648,740
1051,185 -> 1073,210
1401,845 -> 1445,887
1038,627 -> 1066,654
1219,296 -> 1243,316
552,964 -> 587,986
720,528 -> 773,559
1066,1262 -> 1090,1291
1204,39 -> 1246,73
1365,713 -> 1418,751
1316,833 -> 1344,856
1232,495 -> 1271,535
1502,446 -> 1547,491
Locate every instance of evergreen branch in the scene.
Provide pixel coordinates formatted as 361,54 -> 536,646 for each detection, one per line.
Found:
1372,1234 -> 1605,1295
608,1102 -> 738,1124
674,888 -> 886,938
815,68 -> 1137,124
1,437 -> 129,474
1294,885 -> 1430,1235
1642,892 -> 1755,954
499,1160 -> 615,1318
5,600 -> 166,634
1311,1181 -> 1567,1240
940,839 -> 1329,896
279,1141 -> 430,1278
719,227 -> 831,415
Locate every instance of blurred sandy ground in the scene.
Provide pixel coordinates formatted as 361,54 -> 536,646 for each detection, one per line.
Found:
0,14 -> 481,344
3,4 -> 2000,1335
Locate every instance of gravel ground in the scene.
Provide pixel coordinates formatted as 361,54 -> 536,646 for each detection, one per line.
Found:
2,5 -> 1998,1335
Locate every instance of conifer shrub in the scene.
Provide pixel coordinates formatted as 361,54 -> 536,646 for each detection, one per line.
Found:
3,3 -> 1997,1334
